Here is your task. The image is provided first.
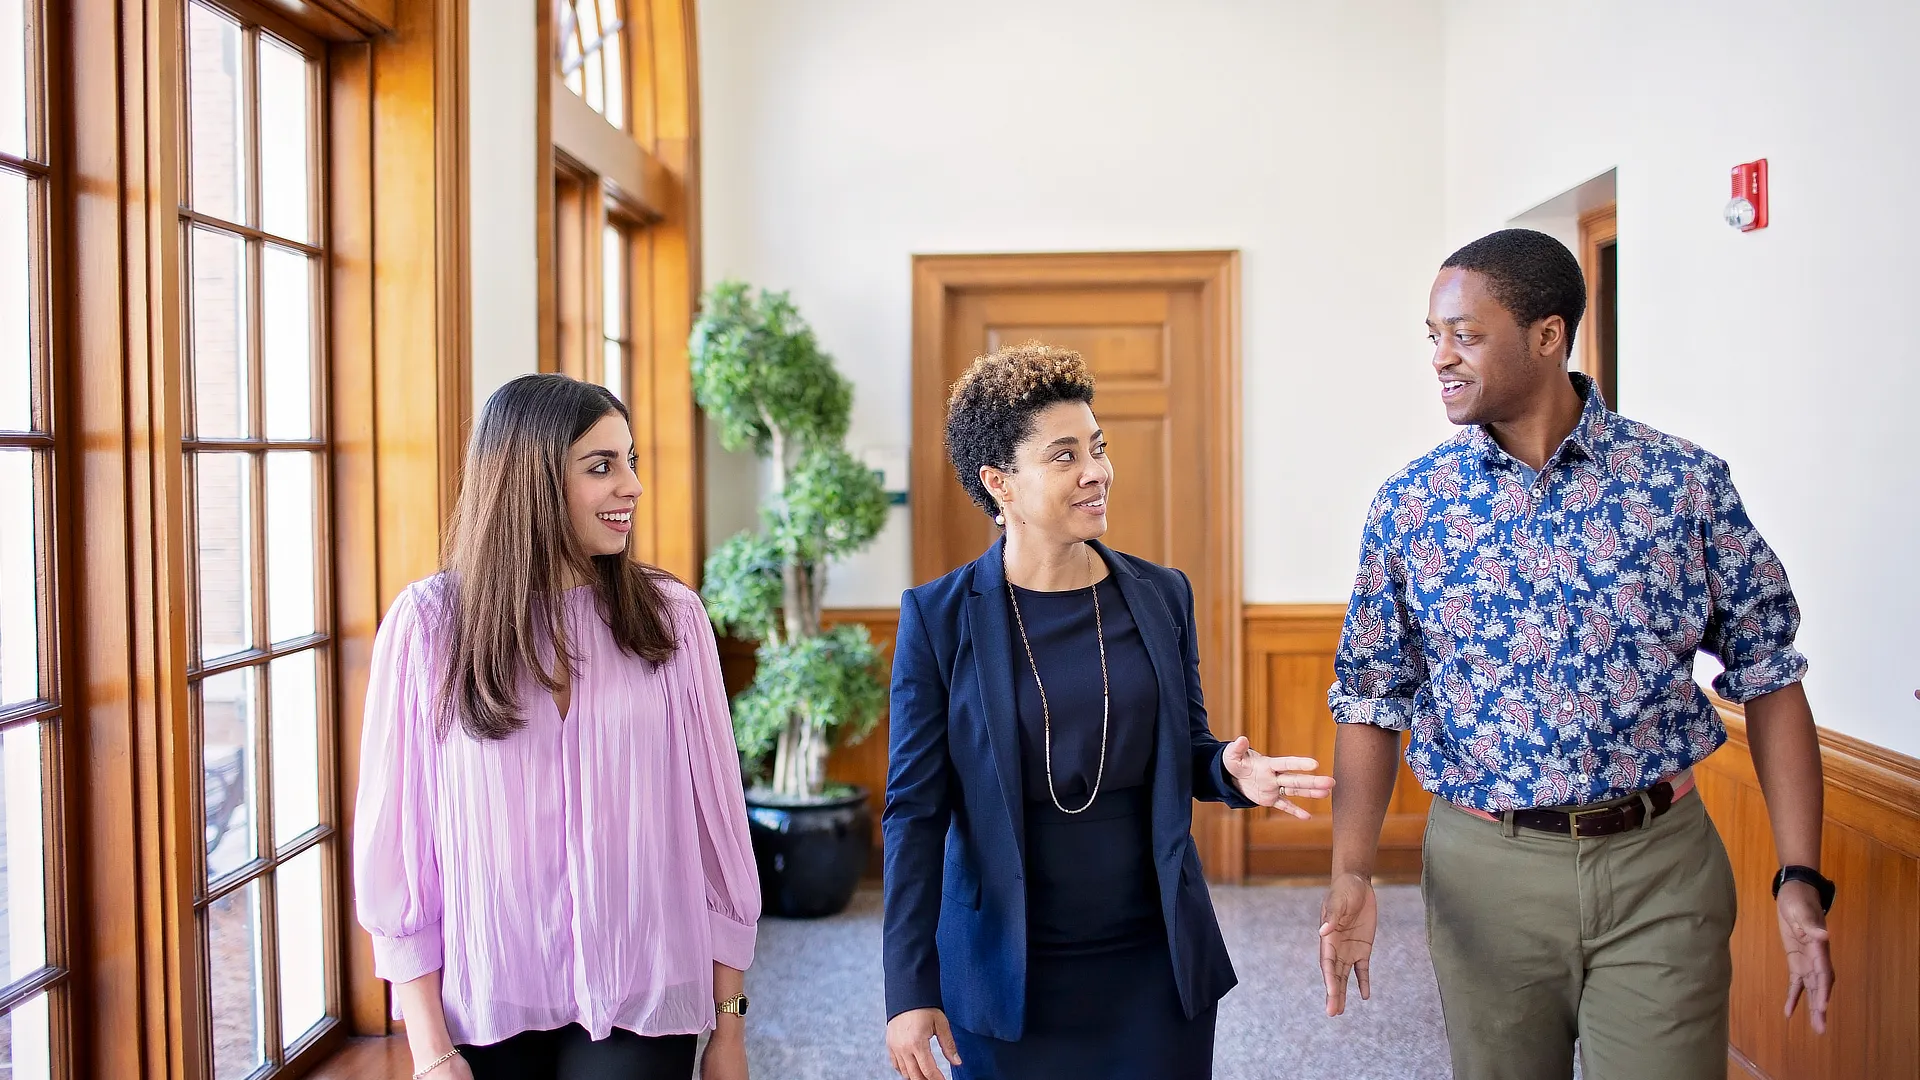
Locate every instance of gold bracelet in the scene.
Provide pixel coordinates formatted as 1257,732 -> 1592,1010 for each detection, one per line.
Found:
413,1049 -> 462,1080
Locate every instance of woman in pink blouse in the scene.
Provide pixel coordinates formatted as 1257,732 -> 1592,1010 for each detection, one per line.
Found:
354,373 -> 760,1080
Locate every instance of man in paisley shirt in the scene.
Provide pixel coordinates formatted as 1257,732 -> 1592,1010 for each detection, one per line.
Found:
1318,229 -> 1835,1079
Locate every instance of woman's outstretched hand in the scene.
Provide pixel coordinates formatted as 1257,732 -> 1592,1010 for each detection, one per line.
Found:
1221,737 -> 1335,818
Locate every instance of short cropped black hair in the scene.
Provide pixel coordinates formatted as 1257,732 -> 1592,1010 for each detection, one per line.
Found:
1442,228 -> 1587,358
944,341 -> 1095,520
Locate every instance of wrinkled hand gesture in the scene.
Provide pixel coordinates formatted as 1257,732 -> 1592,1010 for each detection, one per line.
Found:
1222,737 -> 1335,819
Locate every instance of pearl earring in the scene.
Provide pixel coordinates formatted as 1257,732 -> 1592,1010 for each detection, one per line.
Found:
995,512 -> 1005,526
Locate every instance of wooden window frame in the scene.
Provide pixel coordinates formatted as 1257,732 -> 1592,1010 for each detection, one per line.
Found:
57,0 -> 466,1074
177,4 -> 345,1073
537,0 -> 702,582
2,0 -> 78,1071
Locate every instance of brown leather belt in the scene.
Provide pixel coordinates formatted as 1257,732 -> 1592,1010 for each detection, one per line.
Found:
1505,781 -> 1678,838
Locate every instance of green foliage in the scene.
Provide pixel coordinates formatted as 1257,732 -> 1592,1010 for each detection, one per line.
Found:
691,281 -> 893,796
700,531 -> 783,641
770,447 -> 890,564
689,281 -> 853,456
729,626 -> 887,762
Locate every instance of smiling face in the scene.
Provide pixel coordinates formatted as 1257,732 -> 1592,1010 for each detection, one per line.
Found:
565,410 -> 642,558
1427,267 -> 1569,427
980,400 -> 1111,544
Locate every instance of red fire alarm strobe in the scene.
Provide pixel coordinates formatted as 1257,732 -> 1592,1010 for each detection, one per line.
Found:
1726,159 -> 1769,231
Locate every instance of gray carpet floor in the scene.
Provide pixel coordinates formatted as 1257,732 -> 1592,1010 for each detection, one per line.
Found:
740,884 -> 1453,1080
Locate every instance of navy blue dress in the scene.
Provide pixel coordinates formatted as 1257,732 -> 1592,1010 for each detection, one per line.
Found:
950,576 -> 1217,1080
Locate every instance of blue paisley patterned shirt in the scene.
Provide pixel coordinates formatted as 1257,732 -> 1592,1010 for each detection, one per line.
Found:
1328,373 -> 1807,811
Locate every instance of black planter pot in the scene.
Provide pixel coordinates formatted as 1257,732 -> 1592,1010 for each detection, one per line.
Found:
744,786 -> 873,919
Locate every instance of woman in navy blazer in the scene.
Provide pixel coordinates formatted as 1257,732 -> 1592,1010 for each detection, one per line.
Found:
883,343 -> 1334,1080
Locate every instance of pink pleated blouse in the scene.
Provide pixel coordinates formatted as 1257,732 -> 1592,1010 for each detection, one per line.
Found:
352,578 -> 761,1046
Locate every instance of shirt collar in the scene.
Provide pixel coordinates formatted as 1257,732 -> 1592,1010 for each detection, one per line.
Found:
1469,371 -> 1613,471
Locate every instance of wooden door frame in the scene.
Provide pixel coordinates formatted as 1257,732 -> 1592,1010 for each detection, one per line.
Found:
1579,203 -> 1617,405
909,250 -> 1249,880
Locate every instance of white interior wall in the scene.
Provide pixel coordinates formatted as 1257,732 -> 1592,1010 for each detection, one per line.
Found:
698,0 -> 1451,610
1443,0 -> 1920,754
467,0 -> 541,413
466,0 -> 1916,753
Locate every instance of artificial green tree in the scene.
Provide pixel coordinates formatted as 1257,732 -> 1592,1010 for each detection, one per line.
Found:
691,282 -> 891,800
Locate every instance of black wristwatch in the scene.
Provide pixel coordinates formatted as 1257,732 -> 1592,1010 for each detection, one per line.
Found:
1772,865 -> 1835,913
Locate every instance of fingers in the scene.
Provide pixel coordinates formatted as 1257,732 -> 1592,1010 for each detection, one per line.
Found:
1263,756 -> 1321,774
888,1035 -> 940,1080
1805,939 -> 1835,1034
1270,797 -> 1310,820
934,1013 -> 962,1067
1356,957 -> 1372,1001
1321,949 -> 1348,1017
1276,771 -> 1336,793
900,1044 -> 939,1080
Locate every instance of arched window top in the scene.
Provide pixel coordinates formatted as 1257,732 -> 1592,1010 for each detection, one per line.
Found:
559,0 -> 626,130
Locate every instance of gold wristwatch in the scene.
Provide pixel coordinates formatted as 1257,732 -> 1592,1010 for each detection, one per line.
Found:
717,993 -> 749,1016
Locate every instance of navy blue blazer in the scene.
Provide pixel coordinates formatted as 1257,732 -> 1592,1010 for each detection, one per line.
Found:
881,538 -> 1254,1040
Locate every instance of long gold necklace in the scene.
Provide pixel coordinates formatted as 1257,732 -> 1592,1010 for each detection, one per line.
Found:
1007,545 -> 1109,814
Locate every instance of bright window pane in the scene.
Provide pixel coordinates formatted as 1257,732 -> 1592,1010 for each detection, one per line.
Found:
261,247 -> 312,440
195,452 -> 255,660
557,0 -> 580,71
602,340 -> 623,402
602,225 -> 622,340
202,666 -> 258,879
583,48 -> 604,114
269,649 -> 320,848
0,450 -> 37,707
208,881 -> 265,1080
191,228 -> 249,439
0,169 -> 30,433
602,28 -> 623,130
186,1 -> 245,223
264,451 -> 316,643
0,0 -> 30,161
0,990 -> 51,1080
0,722 -> 47,982
276,845 -> 327,1046
257,37 -> 310,243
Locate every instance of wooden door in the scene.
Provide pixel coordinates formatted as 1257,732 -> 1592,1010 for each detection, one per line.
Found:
911,252 -> 1248,879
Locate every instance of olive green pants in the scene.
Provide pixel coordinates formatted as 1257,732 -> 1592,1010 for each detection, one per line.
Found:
1422,794 -> 1737,1080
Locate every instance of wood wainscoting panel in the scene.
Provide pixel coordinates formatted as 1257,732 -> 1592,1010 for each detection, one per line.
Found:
1242,604 -> 1432,879
1698,707 -> 1920,1080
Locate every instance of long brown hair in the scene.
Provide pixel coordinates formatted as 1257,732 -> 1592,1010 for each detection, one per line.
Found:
433,373 -> 679,740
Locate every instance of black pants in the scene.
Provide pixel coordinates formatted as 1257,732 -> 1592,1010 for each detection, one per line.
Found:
458,1024 -> 697,1080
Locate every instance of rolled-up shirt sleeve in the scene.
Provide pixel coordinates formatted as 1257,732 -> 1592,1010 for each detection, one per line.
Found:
352,586 -> 445,985
1699,457 -> 1809,703
1329,489 -> 1427,731
675,594 -> 762,972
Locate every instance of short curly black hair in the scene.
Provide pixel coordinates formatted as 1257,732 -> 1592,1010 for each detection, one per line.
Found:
1442,229 -> 1587,359
944,341 -> 1095,520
